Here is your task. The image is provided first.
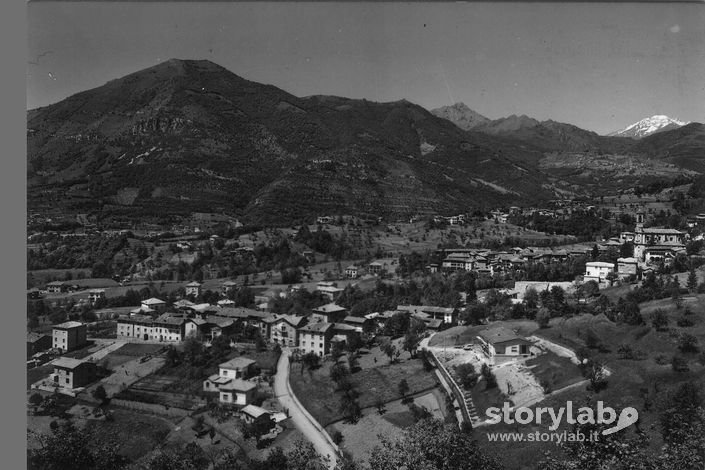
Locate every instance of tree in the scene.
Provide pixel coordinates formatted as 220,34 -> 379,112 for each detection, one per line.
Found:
398,379 -> 410,401
330,363 -> 350,384
584,360 -> 608,392
651,309 -> 669,331
523,287 -> 539,310
368,418 -> 501,470
687,268 -> 698,293
678,333 -> 699,353
182,336 -> 205,365
375,396 -> 387,415
28,422 -> 128,470
301,352 -> 321,373
380,339 -> 399,364
92,385 -> 108,403
536,307 -> 551,329
29,392 -> 43,410
455,363 -> 479,390
339,392 -> 362,424
481,363 -> 497,389
243,413 -> 275,443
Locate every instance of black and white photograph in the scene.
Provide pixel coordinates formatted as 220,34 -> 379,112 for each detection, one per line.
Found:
25,2 -> 705,469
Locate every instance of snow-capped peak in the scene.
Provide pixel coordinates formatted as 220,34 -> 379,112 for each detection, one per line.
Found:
609,115 -> 690,139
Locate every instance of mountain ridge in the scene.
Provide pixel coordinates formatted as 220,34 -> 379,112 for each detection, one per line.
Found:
609,114 -> 690,139
27,59 -> 563,225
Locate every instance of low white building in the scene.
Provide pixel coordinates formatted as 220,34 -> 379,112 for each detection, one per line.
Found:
584,261 -> 615,283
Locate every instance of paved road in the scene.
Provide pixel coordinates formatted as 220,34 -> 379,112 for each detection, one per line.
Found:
273,349 -> 338,469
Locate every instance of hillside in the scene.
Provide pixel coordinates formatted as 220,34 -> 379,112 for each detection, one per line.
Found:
27,59 -> 705,227
27,59 -> 564,226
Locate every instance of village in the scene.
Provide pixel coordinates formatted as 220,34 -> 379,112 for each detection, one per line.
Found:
25,189 -> 705,469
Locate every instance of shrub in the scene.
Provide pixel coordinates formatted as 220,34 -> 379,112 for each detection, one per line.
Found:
651,309 -> 669,331
677,317 -> 694,327
679,334 -> 699,353
654,354 -> 670,365
671,355 -> 690,372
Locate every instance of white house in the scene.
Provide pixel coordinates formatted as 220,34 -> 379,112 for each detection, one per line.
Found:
584,261 -> 615,283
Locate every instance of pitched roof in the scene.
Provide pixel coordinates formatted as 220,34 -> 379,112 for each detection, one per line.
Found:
53,321 -> 84,329
640,227 -> 685,235
53,357 -> 89,369
154,313 -> 186,325
299,322 -> 333,333
585,262 -> 615,268
142,297 -> 166,305
478,327 -> 527,345
312,303 -> 347,314
185,281 -> 203,287
27,332 -> 50,342
241,404 -> 270,418
343,316 -> 368,324
220,357 -> 256,370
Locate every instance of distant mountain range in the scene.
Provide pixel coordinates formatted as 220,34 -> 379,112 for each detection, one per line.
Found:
609,115 -> 691,139
26,60 -> 705,225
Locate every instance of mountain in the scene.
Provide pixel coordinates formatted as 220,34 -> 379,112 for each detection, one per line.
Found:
429,103 -> 489,131
470,116 -> 633,155
629,122 -> 705,172
27,59 -> 562,226
609,115 -> 690,139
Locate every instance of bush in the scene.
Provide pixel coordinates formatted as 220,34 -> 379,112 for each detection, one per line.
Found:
651,309 -> 669,331
331,430 -> 344,445
677,317 -> 694,327
671,355 -> 690,372
679,334 -> 699,353
654,354 -> 670,365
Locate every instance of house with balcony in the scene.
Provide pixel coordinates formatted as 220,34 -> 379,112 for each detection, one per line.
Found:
265,314 -> 307,347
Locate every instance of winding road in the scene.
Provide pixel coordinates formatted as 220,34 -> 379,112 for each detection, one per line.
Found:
273,349 -> 338,469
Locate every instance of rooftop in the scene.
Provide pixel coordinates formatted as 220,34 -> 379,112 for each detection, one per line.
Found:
53,357 -> 89,369
585,261 -> 615,268
300,322 -> 333,333
241,404 -> 270,418
53,321 -> 84,329
639,227 -> 685,235
142,297 -> 166,305
478,326 -> 526,345
312,303 -> 347,314
220,357 -> 256,370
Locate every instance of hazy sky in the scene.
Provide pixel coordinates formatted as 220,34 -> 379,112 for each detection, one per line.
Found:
28,2 -> 705,134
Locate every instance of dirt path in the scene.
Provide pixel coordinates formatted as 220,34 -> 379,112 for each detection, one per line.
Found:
273,349 -> 338,469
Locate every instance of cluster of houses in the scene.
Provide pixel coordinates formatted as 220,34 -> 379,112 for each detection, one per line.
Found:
434,246 -> 581,276
111,296 -> 466,358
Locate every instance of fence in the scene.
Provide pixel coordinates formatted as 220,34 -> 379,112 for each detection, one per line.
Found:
424,348 -> 473,427
110,398 -> 191,417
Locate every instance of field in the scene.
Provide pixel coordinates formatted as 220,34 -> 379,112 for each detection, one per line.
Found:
327,389 -> 446,467
451,302 -> 705,470
83,408 -> 174,461
524,351 -> 584,392
289,349 -> 438,426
